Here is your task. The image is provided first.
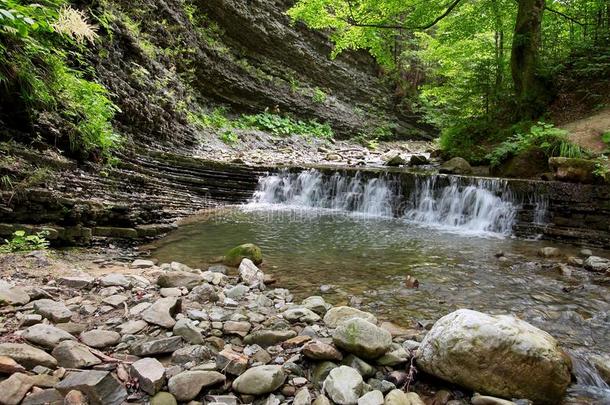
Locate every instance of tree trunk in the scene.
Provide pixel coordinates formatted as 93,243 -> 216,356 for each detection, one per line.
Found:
510,0 -> 546,119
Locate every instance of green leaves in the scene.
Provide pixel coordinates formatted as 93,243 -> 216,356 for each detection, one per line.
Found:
0,230 -> 50,253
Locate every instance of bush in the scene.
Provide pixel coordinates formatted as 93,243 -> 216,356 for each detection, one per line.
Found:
0,230 -> 50,253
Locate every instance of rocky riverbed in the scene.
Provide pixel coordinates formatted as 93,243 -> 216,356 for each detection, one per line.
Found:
0,248 -> 606,405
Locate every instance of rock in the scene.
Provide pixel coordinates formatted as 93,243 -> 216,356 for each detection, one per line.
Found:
384,153 -> 406,167
471,394 -> 517,405
0,373 -> 33,405
56,322 -> 87,335
52,340 -> 102,368
173,319 -> 204,344
190,283 -> 219,303
158,272 -> 204,290
223,243 -> 263,266
590,353 -> 610,385
324,307 -> 377,328
151,392 -> 178,405
0,343 -> 57,368
232,365 -> 286,395
341,355 -> 375,378
142,297 -> 181,328
323,366 -> 363,405
129,302 -> 151,316
225,284 -> 249,299
302,296 -> 329,315
223,321 -> 251,337
283,307 -> 321,323
580,248 -> 593,257
439,157 -> 472,175
160,287 -> 183,297
131,336 -> 183,356
313,395 -> 332,405
172,345 -> 212,364
416,309 -> 572,404
102,294 -> 128,307
383,390 -> 425,405
538,247 -> 562,258
20,314 -> 43,326
167,371 -> 226,401
238,259 -> 265,287
549,157 -> 599,183
409,155 -> 429,165
379,322 -> 416,338
21,388 -> 63,405
132,259 -> 155,268
0,286 -> 30,306
63,390 -> 88,405
57,274 -> 94,289
118,319 -> 147,335
368,379 -> 395,395
358,390 -> 384,405
56,370 -> 127,405
32,299 -> 73,322
0,355 -> 26,374
216,347 -> 249,375
376,343 -> 409,366
312,361 -> 338,387
294,387 -> 312,405
244,329 -> 297,347
99,274 -> 131,288
131,357 -> 165,395
583,256 -> 610,272
80,330 -> 121,348
333,318 -> 392,359
303,341 -> 343,361
23,323 -> 76,349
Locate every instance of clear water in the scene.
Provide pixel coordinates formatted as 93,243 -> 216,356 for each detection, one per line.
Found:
151,170 -> 610,402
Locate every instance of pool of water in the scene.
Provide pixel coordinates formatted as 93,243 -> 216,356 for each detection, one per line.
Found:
150,205 -> 610,402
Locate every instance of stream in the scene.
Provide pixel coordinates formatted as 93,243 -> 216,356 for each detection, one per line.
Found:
151,169 -> 610,403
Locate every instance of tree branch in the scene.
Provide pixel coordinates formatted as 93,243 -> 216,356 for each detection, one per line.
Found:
546,6 -> 584,26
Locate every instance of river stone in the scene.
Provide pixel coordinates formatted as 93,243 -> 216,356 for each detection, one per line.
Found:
244,329 -> 297,347
132,259 -> 155,268
590,353 -> 610,384
0,343 -> 57,369
0,355 -> 26,374
21,388 -> 64,405
158,271 -> 204,290
471,394 -> 516,405
283,307 -> 321,323
223,320 -> 252,337
0,372 -> 33,405
312,361 -> 338,387
216,347 -> 249,375
102,294 -> 128,307
131,357 -> 165,395
333,318 -> 392,359
52,340 -> 101,368
173,318 -> 204,344
538,247 -> 562,258
416,309 -> 572,404
142,297 -> 181,328
57,274 -> 94,289
131,336 -> 182,356
324,307 -> 377,328
0,286 -> 30,306
323,366 -> 363,405
224,243 -> 263,266
56,370 -> 127,405
22,323 -> 76,349
168,370 -> 226,401
583,256 -> 610,272
151,392 -> 178,405
99,273 -> 131,288
439,157 -> 472,175
303,340 -> 343,361
118,319 -> 147,335
80,330 -> 121,348
313,395 -> 332,405
190,283 -> 219,303
302,296 -> 329,315
358,390 -> 384,405
238,258 -> 265,287
232,365 -> 286,395
294,387 -> 312,405
172,345 -> 213,364
226,284 -> 249,299
32,299 -> 73,322
383,390 -> 425,405
377,343 -> 409,366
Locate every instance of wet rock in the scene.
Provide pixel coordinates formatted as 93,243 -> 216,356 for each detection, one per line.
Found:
583,256 -> 610,272
23,323 -> 76,349
416,309 -> 572,404
173,318 -> 204,344
323,366 -> 363,404
216,347 -> 249,375
244,329 -> 297,347
131,357 -> 165,395
99,274 -> 131,288
294,387 -> 312,405
158,272 -> 204,290
142,297 -> 181,328
131,336 -> 183,356
383,152 -> 406,167
303,340 -> 343,361
439,157 -> 472,175
0,343 -> 57,368
52,340 -> 102,368
333,318 -> 392,359
341,355 -> 375,378
80,330 -> 121,348
409,155 -> 429,165
538,247 -> 562,258
224,243 -> 263,266
0,373 -> 33,405
232,365 -> 286,395
56,370 -> 127,405
590,353 -> 610,384
238,259 -> 265,287
283,307 -> 321,323
168,371 -> 226,401
358,390 -> 384,405
32,299 -> 73,322
0,285 -> 30,306
151,392 -> 178,405
471,394 -> 516,405
223,321 -> 252,337
324,307 -> 377,328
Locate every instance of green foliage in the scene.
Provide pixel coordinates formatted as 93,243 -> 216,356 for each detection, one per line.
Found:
487,122 -> 590,166
0,230 -> 50,253
312,87 -> 327,103
594,155 -> 610,180
219,129 -> 239,145
602,131 -> 610,149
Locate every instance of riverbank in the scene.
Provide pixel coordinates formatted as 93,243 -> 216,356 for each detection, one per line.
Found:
0,248 -> 608,404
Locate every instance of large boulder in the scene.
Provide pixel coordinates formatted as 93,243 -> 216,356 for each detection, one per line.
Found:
223,243 -> 263,266
439,157 -> 472,175
332,318 -> 392,360
416,309 -> 572,404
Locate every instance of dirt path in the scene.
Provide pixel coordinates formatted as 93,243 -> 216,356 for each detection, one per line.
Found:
561,107 -> 610,152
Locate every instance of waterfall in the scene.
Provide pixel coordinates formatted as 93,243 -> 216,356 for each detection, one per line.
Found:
249,169 -> 541,237
404,176 -> 518,235
249,169 -> 399,217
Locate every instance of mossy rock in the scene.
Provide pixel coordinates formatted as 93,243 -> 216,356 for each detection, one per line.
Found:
549,157 -> 601,184
223,243 -> 263,266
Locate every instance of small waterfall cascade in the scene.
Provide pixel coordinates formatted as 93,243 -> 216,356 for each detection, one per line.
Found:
568,352 -> 610,401
249,169 -> 400,217
404,175 -> 518,235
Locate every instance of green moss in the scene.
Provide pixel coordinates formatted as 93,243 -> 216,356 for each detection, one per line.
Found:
223,243 -> 263,266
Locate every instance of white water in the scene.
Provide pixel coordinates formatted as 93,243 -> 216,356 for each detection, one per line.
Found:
568,352 -> 610,402
250,169 -> 540,237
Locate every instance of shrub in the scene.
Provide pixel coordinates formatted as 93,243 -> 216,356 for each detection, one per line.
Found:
0,230 -> 50,253
312,87 -> 327,103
